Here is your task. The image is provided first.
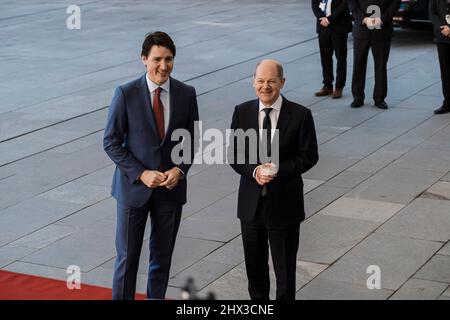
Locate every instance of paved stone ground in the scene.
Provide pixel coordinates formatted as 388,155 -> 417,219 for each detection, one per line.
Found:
1,0 -> 450,300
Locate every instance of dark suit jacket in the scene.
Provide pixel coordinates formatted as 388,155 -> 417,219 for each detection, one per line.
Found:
429,0 -> 450,43
349,0 -> 401,39
103,75 -> 199,207
312,0 -> 352,33
229,97 -> 319,224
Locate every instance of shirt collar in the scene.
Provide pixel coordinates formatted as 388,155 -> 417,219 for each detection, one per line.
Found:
145,73 -> 170,93
259,94 -> 283,112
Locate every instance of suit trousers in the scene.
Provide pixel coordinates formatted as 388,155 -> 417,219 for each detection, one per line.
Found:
318,30 -> 348,89
240,196 -> 301,300
437,42 -> 450,108
352,36 -> 392,103
112,187 -> 182,300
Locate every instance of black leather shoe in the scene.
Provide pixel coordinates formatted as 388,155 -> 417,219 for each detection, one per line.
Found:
375,101 -> 388,109
350,100 -> 364,108
434,106 -> 450,114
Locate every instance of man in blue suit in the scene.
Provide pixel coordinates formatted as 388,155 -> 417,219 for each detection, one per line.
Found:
103,31 -> 199,299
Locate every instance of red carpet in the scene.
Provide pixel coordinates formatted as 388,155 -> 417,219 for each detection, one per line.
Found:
0,270 -> 146,300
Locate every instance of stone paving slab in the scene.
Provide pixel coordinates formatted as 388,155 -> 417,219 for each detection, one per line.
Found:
441,172 -> 450,182
438,242 -> 450,256
389,278 -> 448,300
317,233 -> 442,290
319,197 -> 404,223
415,255 -> 450,284
376,198 -> 450,242
302,156 -> 359,182
324,170 -> 372,189
319,126 -> 403,160
0,246 -> 37,269
179,192 -> 240,242
346,166 -> 443,204
303,179 -> 324,194
396,94 -> 445,111
199,259 -> 328,300
304,185 -> 349,206
75,164 -> 115,187
418,83 -> 444,97
358,108 -> 432,133
0,197 -> 85,247
202,236 -> 244,267
440,286 -> 450,299
37,181 -> 110,206
347,112 -> 450,173
298,214 -> 380,265
7,224 -> 78,250
392,143 -> 450,173
56,197 -> 116,229
0,174 -> 51,211
421,181 -> 450,200
296,277 -> 393,300
50,131 -> 103,155
20,226 -> 116,272
304,201 -> 328,219
182,165 -> 239,218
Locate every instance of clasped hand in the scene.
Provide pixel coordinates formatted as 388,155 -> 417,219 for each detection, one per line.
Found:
363,17 -> 382,29
441,25 -> 450,37
319,17 -> 330,27
255,163 -> 277,186
139,167 -> 181,189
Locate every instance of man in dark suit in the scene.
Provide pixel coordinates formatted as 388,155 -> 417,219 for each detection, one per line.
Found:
229,60 -> 319,300
429,0 -> 450,114
312,0 -> 352,98
349,0 -> 401,109
103,31 -> 199,299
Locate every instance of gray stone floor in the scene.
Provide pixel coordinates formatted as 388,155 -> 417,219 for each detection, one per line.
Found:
1,0 -> 449,300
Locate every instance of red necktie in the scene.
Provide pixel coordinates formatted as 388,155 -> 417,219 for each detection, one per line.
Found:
153,87 -> 165,141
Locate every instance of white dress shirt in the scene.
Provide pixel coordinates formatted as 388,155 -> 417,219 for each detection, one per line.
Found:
258,94 -> 282,142
146,73 -> 170,134
144,74 -> 185,178
319,0 -> 332,17
253,94 -> 283,178
326,0 -> 332,17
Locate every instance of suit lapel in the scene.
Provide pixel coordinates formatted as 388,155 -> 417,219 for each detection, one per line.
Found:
250,99 -> 259,131
137,74 -> 160,141
161,77 -> 178,146
276,96 -> 291,137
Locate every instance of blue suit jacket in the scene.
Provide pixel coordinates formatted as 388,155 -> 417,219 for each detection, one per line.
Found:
103,74 -> 199,207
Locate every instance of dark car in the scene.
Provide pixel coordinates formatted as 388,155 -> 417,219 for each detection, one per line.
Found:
393,0 -> 430,25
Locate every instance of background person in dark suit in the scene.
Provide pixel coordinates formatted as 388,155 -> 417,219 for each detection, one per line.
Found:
103,31 -> 199,299
429,0 -> 450,114
229,59 -> 319,300
312,0 -> 352,99
349,0 -> 401,109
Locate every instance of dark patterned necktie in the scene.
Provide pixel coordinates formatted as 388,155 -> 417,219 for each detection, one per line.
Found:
261,107 -> 273,197
262,108 -> 273,157
153,87 -> 165,141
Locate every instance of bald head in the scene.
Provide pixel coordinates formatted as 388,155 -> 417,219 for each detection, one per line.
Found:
253,59 -> 285,107
254,59 -> 284,80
